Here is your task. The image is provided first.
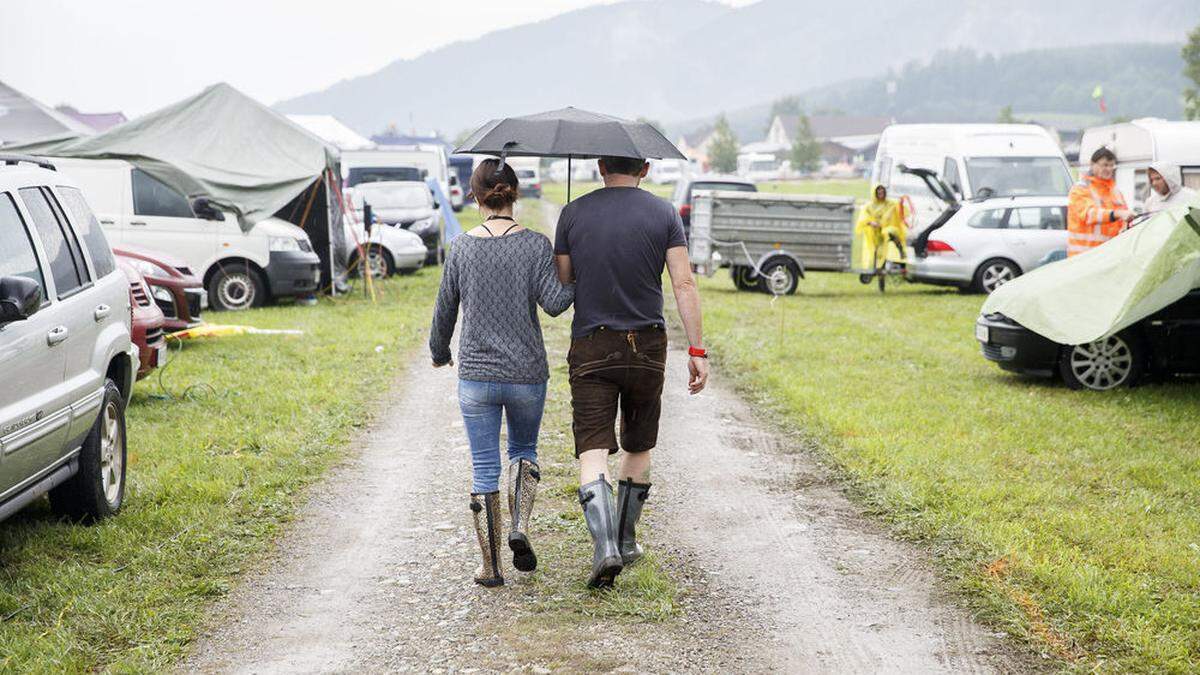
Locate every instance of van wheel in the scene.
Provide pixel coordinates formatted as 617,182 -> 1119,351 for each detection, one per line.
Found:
973,258 -> 1020,294
1059,330 -> 1144,391
759,258 -> 800,296
49,380 -> 126,522
209,265 -> 265,311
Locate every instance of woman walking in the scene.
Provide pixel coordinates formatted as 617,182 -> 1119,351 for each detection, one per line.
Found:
429,159 -> 574,587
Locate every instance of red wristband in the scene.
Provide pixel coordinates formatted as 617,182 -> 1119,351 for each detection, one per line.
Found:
688,345 -> 708,358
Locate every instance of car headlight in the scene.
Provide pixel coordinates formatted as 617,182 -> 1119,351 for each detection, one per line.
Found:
409,217 -> 435,233
269,236 -> 302,252
128,258 -> 167,279
151,285 -> 173,303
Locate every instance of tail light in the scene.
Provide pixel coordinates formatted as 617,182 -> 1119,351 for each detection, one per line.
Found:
926,239 -> 955,254
680,203 -> 692,219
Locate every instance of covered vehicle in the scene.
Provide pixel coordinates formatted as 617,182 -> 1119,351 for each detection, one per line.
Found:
976,200 -> 1200,389
8,83 -> 348,293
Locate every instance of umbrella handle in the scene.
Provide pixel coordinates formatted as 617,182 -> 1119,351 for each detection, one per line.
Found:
495,141 -> 517,176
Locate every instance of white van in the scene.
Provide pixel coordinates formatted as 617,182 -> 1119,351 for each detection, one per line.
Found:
737,153 -> 785,182
872,124 -> 1073,233
1078,118 -> 1200,211
50,158 -> 320,311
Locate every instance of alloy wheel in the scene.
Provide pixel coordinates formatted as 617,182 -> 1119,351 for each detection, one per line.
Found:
981,262 -> 1015,293
366,248 -> 388,278
1067,336 -> 1134,391
99,401 -> 123,506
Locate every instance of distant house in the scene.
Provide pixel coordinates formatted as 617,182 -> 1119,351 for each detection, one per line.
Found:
762,114 -> 891,161
677,126 -> 717,168
55,105 -> 127,132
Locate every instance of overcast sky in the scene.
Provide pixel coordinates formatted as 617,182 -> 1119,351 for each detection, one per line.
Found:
1,0 -> 752,117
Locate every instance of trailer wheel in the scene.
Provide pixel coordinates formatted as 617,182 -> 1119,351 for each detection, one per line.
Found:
732,265 -> 759,292
759,258 -> 800,296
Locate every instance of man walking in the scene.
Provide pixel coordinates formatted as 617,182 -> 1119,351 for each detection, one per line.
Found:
554,155 -> 708,588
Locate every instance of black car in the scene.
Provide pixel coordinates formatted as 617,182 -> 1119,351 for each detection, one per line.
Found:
976,289 -> 1200,390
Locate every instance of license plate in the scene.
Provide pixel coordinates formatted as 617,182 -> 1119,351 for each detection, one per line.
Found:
155,343 -> 168,367
975,324 -> 989,343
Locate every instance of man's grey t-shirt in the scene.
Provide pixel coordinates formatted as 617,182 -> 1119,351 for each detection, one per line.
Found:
554,186 -> 687,338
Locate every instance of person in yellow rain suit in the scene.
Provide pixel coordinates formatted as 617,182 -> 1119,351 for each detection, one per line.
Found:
855,184 -> 907,273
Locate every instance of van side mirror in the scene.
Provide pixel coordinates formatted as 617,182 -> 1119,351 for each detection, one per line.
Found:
192,197 -> 224,221
0,276 -> 42,325
449,175 -> 459,186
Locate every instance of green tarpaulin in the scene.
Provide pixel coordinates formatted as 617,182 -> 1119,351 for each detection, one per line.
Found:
982,198 -> 1200,345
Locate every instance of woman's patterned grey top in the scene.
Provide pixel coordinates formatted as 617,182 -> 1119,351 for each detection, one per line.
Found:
429,229 -> 574,383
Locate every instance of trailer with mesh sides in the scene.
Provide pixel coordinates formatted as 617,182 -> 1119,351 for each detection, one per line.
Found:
687,190 -> 857,295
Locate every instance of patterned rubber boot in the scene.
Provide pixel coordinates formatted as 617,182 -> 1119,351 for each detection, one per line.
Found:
616,478 -> 651,566
507,459 -> 540,572
470,492 -> 504,587
578,475 -> 623,589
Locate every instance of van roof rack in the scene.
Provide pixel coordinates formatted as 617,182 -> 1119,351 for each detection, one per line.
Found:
0,155 -> 56,171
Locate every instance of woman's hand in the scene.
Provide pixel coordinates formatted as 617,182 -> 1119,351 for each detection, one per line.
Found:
432,357 -> 454,368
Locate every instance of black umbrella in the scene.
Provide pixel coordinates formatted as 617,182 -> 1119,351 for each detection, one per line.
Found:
454,106 -> 686,201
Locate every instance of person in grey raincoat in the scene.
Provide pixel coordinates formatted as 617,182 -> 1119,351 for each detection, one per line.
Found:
1144,162 -> 1197,214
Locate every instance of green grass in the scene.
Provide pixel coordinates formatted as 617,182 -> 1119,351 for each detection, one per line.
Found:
0,271 -> 441,671
699,271 -> 1200,671
757,178 -> 871,200
541,180 -> 674,206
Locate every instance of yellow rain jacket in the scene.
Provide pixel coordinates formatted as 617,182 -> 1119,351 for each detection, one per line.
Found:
855,186 -> 907,269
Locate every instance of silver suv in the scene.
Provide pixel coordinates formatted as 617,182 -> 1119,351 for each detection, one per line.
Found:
0,155 -> 136,523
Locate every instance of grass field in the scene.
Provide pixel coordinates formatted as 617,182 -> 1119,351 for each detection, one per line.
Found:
0,270 -> 441,670
698,271 -> 1200,671
757,178 -> 871,200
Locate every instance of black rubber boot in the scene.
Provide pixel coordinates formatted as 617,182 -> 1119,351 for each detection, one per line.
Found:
616,479 -> 651,566
506,459 -> 540,572
470,492 -> 504,587
578,475 -> 623,589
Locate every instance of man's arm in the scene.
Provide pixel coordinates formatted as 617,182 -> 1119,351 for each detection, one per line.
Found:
665,246 -> 708,394
555,254 -> 573,285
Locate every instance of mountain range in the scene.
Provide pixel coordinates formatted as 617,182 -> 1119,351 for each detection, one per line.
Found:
275,0 -> 1200,139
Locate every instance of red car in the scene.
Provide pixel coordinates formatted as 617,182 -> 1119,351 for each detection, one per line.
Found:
117,258 -> 167,380
113,245 -> 204,331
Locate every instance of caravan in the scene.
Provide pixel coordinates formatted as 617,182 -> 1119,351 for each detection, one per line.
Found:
1078,118 -> 1200,211
872,124 -> 1073,233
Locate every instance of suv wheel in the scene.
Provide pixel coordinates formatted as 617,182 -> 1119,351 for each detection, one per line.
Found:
49,380 -> 126,521
973,258 -> 1020,294
1059,330 -> 1144,391
209,265 -> 265,311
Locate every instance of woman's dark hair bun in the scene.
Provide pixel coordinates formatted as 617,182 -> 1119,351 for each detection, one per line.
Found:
469,159 -> 520,209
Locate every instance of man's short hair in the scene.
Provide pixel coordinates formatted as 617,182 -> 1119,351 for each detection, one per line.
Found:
601,155 -> 646,176
1091,147 -> 1117,163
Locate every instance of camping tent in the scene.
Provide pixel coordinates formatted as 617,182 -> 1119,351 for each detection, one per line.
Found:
17,83 -> 348,290
287,114 -> 375,151
0,80 -> 92,146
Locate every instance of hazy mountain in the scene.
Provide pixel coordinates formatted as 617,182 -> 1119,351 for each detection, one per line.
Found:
678,43 -> 1189,141
275,0 -> 1200,138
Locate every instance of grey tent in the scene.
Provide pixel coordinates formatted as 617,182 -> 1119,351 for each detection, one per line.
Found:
19,83 -> 347,289
0,80 -> 92,146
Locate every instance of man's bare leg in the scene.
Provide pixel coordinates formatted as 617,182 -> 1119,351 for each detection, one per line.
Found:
579,448 -> 611,485
618,450 -> 651,482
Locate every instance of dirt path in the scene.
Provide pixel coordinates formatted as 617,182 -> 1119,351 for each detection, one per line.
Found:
180,200 -> 1027,672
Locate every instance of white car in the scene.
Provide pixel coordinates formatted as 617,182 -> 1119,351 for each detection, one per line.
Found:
345,181 -> 440,265
906,196 -> 1069,293
1,155 -> 137,523
342,220 -> 426,278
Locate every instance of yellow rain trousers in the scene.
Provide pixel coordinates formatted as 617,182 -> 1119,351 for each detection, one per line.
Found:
855,187 -> 907,270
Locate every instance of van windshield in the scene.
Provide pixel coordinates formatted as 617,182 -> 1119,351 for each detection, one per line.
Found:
356,183 -> 431,209
750,160 -> 777,171
965,157 -> 1072,197
347,166 -> 423,187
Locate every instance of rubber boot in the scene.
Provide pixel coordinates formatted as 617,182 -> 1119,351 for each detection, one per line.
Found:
469,492 -> 504,587
506,459 -> 540,572
616,479 -> 651,566
578,475 -> 623,588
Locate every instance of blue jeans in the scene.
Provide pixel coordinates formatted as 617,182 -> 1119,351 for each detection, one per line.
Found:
458,380 -> 547,493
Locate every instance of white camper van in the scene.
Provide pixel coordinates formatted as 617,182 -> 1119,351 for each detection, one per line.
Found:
872,124 -> 1073,233
737,153 -> 786,182
51,158 -> 320,312
1078,118 -> 1200,211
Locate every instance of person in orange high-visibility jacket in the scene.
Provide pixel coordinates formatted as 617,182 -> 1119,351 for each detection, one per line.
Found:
1067,147 -> 1134,256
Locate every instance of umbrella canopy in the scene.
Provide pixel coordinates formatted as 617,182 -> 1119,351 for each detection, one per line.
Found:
454,107 -> 685,161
